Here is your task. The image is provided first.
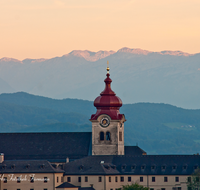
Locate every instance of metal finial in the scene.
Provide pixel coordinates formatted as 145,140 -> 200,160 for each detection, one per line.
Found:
107,61 -> 110,73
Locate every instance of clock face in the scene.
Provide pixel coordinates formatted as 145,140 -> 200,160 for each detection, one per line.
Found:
100,117 -> 110,127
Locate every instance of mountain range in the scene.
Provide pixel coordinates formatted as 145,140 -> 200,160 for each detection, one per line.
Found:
1,47 -> 200,109
1,92 -> 200,155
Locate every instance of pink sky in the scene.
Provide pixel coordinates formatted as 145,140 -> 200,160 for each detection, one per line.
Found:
0,0 -> 200,60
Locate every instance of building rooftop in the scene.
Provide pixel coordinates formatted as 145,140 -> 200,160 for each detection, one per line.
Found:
0,160 -> 64,173
63,155 -> 200,175
0,132 -> 92,161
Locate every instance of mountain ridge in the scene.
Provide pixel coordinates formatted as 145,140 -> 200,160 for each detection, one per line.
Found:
1,92 -> 200,154
0,47 -> 195,62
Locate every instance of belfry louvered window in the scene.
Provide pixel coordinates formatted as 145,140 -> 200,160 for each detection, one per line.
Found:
100,132 -> 104,140
106,132 -> 111,140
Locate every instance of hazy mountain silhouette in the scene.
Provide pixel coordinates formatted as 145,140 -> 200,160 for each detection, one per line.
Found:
1,92 -> 200,154
0,47 -> 200,108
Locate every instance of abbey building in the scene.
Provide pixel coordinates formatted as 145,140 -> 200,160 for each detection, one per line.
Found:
0,65 -> 199,190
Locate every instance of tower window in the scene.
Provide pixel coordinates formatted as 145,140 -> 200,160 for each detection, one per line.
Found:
106,132 -> 111,141
119,132 -> 122,141
100,132 -> 104,141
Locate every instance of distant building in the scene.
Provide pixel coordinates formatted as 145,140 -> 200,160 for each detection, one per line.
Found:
0,64 -> 198,190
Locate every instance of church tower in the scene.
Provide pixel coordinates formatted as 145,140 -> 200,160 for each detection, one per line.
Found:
90,63 -> 126,155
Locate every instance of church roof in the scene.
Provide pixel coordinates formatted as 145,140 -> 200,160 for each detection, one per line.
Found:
63,155 -> 200,175
0,132 -> 92,161
125,146 -> 146,155
0,132 -> 146,162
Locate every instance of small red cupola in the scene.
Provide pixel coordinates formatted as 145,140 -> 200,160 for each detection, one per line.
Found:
90,63 -> 123,120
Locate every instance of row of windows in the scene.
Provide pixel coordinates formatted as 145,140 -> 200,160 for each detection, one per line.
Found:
3,189 -> 48,190
123,165 -> 198,171
140,176 -> 179,182
99,132 -> 122,141
3,177 -> 49,183
68,176 -> 180,183
188,176 -> 199,182
109,188 -> 181,190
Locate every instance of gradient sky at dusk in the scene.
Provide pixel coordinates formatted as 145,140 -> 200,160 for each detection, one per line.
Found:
1,0 -> 200,60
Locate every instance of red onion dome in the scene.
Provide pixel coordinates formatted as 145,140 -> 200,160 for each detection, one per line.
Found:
91,71 -> 123,120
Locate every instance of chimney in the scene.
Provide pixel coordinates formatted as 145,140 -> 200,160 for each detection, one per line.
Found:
0,153 -> 4,163
66,157 -> 69,163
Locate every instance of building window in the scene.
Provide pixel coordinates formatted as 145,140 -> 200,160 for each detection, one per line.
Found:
17,177 -> 21,183
109,177 -> 111,182
150,188 -> 154,190
161,188 -> 165,190
67,177 -> 71,182
119,132 -> 122,141
44,189 -> 48,190
99,177 -> 102,182
120,176 -> 124,182
78,177 -> 81,182
30,189 -> 34,190
128,177 -> 131,182
188,187 -> 192,190
106,132 -> 111,141
196,177 -> 200,182
44,177 -> 48,183
115,176 -> 118,182
188,177 -> 191,182
85,176 -> 88,182
178,188 -> 181,190
164,177 -> 168,182
61,177 -> 64,182
140,177 -> 143,182
100,132 -> 104,140
57,176 -> 59,183
175,177 -> 179,182
3,177 -> 7,183
152,177 -> 155,182
17,189 -> 20,190
30,177 -> 34,183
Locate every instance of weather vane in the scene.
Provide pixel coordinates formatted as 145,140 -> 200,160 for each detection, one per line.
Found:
107,61 -> 110,74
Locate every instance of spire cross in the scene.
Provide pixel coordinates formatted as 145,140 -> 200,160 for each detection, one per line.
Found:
107,61 -> 110,74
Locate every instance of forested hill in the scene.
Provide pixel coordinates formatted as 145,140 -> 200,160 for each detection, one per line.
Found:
1,92 -> 200,155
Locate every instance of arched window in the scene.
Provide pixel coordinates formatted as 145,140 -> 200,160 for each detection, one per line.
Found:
100,132 -> 104,140
106,132 -> 111,141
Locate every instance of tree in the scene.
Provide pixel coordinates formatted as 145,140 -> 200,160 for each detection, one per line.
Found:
187,168 -> 200,190
120,183 -> 149,190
